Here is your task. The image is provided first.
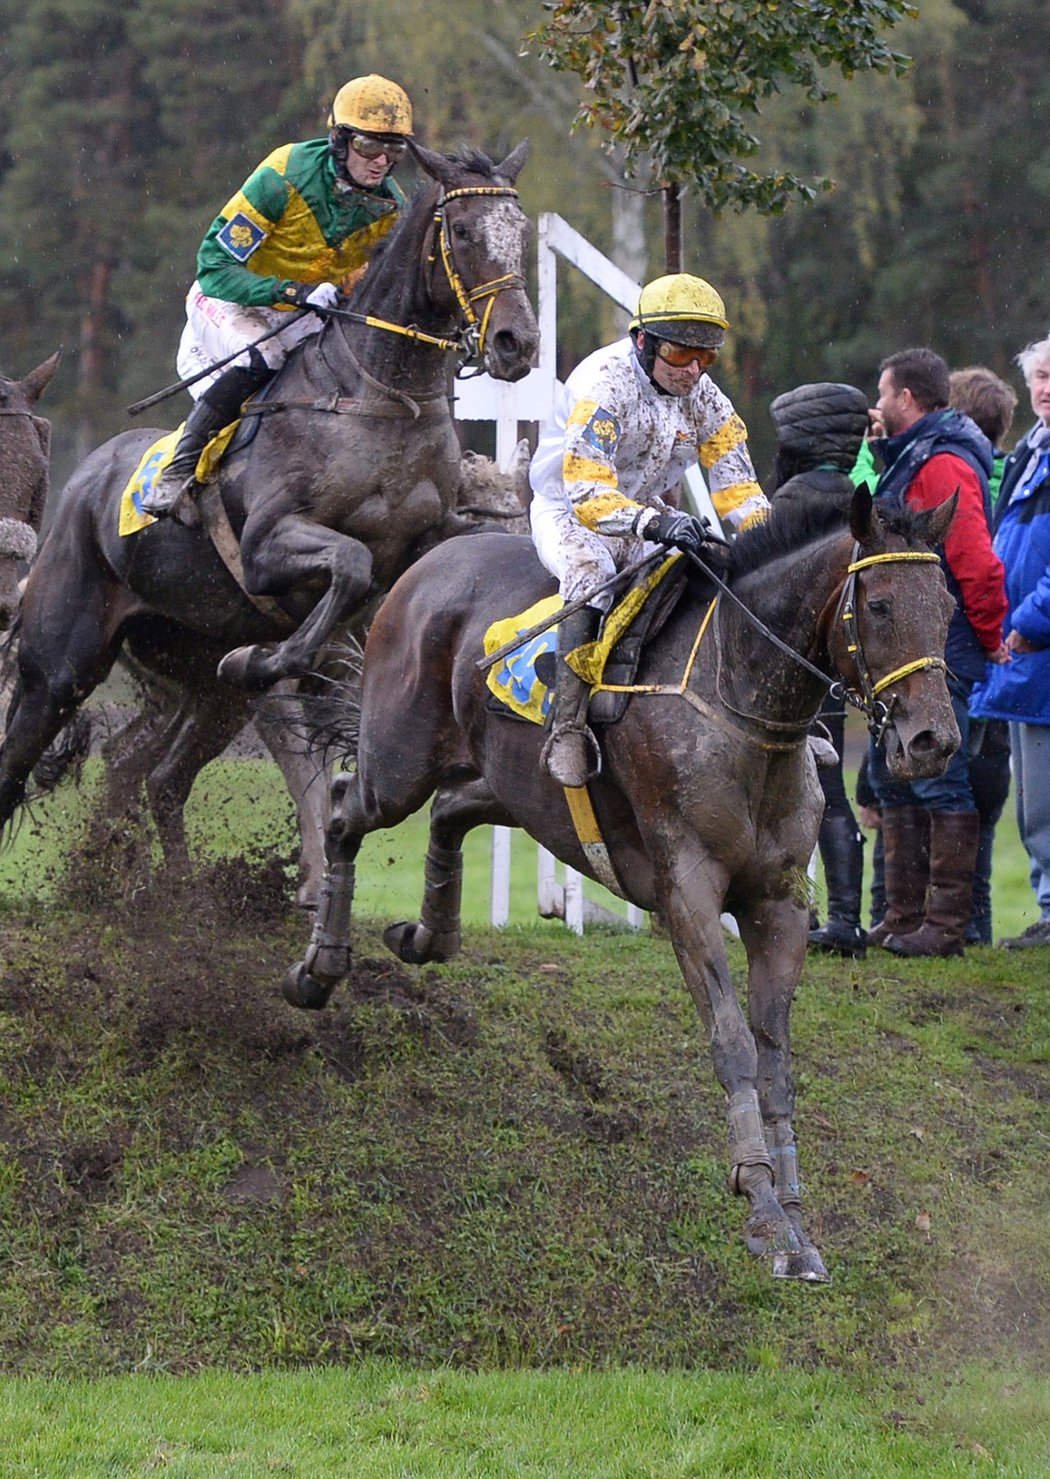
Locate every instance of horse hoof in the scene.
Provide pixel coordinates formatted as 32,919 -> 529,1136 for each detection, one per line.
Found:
772,1246 -> 830,1283
282,960 -> 335,1010
383,921 -> 431,964
217,645 -> 273,692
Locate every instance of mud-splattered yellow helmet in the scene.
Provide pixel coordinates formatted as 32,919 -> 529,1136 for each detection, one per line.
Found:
630,274 -> 728,349
327,75 -> 413,137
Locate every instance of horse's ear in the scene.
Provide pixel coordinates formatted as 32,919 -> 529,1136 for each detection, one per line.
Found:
495,140 -> 529,185
849,481 -> 875,541
22,348 -> 61,403
913,490 -> 958,549
406,139 -> 461,190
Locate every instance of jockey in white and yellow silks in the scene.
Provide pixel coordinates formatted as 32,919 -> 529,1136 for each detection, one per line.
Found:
142,74 -> 413,520
529,272 -> 770,788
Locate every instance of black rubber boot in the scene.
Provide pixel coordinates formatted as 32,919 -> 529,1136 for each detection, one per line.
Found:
808,810 -> 867,958
141,364 -> 272,518
540,605 -> 602,788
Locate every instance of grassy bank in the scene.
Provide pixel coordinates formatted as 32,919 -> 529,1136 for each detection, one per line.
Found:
0,757 -> 1047,1469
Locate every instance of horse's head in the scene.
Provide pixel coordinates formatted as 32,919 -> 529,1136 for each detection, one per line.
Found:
409,141 -> 539,382
0,350 -> 58,629
833,484 -> 959,780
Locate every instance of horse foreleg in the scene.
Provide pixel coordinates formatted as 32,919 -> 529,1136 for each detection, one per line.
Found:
383,777 -> 513,965
218,517 -> 373,691
658,854 -> 809,1278
736,896 -> 829,1282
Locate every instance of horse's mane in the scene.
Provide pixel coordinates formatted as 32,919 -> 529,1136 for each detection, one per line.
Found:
727,488 -> 926,581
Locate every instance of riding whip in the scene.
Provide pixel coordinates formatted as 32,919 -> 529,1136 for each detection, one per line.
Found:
124,309 -> 313,416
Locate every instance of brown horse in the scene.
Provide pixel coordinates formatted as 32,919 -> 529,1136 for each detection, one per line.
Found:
284,485 -> 959,1281
0,144 -> 537,836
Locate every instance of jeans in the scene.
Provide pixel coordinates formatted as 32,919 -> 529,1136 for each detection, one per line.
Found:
870,677 -> 976,813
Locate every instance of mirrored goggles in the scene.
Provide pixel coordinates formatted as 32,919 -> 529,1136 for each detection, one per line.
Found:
348,132 -> 407,161
655,340 -> 719,369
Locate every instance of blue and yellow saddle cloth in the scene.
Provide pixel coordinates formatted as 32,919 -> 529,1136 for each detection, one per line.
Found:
483,553 -> 681,724
118,420 -> 242,535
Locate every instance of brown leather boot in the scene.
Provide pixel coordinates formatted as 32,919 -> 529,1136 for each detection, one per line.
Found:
868,805 -> 930,948
885,810 -> 980,958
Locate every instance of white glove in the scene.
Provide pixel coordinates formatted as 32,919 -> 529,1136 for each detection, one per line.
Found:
303,281 -> 340,310
284,280 -> 340,311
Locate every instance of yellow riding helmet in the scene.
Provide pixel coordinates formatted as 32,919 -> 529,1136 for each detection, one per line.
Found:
327,75 -> 414,137
630,273 -> 729,349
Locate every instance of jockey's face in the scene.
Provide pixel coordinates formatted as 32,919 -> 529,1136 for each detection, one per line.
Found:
638,331 -> 705,397
345,133 -> 403,189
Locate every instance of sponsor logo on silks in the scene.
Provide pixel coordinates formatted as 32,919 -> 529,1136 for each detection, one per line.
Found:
216,211 -> 267,262
580,406 -> 621,459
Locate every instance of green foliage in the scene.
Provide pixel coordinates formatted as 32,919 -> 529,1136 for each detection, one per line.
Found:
529,0 -> 916,212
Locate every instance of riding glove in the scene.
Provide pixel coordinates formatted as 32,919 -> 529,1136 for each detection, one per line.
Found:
642,509 -> 714,555
282,281 -> 341,311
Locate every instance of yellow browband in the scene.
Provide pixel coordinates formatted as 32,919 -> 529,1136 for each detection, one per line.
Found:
846,551 -> 941,573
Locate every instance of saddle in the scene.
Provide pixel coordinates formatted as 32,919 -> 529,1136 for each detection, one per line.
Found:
484,554 -> 690,727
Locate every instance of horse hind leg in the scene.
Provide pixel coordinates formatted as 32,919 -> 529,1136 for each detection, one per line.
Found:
383,777 -> 512,966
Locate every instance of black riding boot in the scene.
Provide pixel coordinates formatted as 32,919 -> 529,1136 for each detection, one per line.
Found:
540,605 -> 602,788
140,363 -> 272,518
808,810 -> 867,958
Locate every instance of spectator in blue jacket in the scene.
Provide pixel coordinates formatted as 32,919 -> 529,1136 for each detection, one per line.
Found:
971,338 -> 1050,947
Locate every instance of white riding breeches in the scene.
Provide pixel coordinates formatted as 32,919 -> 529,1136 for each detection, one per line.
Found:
530,496 -> 661,611
175,282 -> 324,399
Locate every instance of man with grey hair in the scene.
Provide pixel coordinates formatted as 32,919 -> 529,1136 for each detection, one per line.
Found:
972,337 -> 1050,946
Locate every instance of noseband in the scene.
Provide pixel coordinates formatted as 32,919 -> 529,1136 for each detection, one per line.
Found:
430,186 -> 528,374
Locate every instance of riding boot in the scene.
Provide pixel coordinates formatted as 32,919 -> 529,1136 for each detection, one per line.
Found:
885,810 -> 980,958
808,811 -> 866,958
540,605 -> 602,788
140,364 -> 273,518
868,804 -> 930,948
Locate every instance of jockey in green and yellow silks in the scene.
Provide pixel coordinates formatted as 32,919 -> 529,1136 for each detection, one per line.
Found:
142,74 -> 414,520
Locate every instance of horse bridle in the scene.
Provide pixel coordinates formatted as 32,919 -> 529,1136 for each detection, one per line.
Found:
430,185 -> 528,375
699,542 -> 946,743
314,184 -> 527,377
829,545 -> 947,742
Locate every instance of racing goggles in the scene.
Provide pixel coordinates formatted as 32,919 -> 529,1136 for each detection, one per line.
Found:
655,340 -> 719,369
348,132 -> 407,161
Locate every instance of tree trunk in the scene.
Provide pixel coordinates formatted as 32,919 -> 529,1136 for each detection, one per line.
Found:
663,183 -> 682,272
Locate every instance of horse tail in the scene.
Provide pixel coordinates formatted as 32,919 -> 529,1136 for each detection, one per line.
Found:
30,709 -> 93,796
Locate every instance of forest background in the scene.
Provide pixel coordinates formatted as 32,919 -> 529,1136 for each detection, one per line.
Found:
0,0 -> 1045,492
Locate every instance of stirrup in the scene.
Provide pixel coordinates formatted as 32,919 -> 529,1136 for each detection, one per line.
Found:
141,471 -> 195,519
541,720 -> 601,789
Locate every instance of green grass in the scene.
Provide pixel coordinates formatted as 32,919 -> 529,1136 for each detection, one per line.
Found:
1,753 -> 1048,1469
1,1363 -> 1048,1475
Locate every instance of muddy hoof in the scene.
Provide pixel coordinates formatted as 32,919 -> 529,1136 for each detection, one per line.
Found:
282,960 -> 335,1010
772,1245 -> 830,1283
383,921 -> 430,964
217,645 -> 274,691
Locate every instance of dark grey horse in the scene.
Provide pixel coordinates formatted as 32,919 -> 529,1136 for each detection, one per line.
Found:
0,351 -> 60,631
284,487 -> 959,1280
0,144 -> 538,835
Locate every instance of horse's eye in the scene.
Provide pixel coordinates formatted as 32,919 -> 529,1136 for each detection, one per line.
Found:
867,598 -> 891,618
452,221 -> 471,242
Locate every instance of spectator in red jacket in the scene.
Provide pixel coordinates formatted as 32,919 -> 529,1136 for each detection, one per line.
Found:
866,347 -> 1009,957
